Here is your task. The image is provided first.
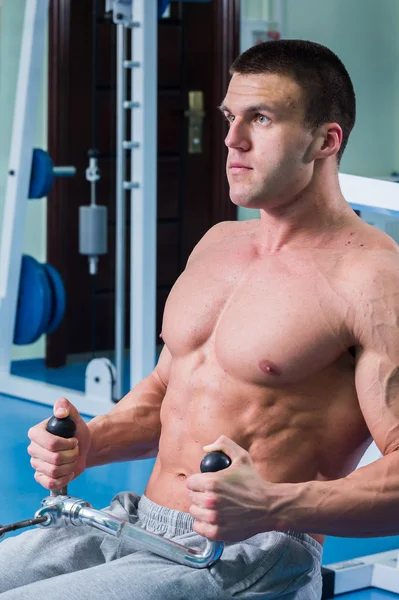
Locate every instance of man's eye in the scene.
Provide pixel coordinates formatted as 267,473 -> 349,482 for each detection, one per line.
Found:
224,114 -> 235,124
255,114 -> 270,125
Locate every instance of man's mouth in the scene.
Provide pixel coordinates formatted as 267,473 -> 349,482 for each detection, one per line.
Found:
229,163 -> 252,170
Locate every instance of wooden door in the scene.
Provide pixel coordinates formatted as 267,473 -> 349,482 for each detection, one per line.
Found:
46,0 -> 240,367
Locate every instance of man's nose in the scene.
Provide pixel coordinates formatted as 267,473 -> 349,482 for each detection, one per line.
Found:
224,121 -> 250,151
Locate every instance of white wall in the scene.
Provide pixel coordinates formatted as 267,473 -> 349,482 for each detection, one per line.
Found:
0,0 -> 48,360
238,0 -> 399,221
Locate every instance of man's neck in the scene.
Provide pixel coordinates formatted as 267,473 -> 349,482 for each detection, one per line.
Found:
255,169 -> 354,253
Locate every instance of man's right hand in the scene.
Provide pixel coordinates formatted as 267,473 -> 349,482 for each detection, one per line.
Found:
27,398 -> 91,491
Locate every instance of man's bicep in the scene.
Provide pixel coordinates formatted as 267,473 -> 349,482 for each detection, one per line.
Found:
351,251 -> 399,455
355,343 -> 399,456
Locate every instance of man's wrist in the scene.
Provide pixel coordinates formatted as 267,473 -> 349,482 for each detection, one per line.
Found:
265,480 -> 318,533
85,414 -> 106,468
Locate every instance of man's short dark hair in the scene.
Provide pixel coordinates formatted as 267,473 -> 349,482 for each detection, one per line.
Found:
230,40 -> 356,163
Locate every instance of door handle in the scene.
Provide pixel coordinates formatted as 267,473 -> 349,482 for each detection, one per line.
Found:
184,91 -> 206,154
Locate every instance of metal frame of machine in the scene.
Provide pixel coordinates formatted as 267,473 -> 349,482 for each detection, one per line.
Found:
0,0 -> 157,416
322,548 -> 399,597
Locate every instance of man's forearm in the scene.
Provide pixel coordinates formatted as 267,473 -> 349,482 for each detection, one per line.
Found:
85,372 -> 164,468
271,450 -> 399,537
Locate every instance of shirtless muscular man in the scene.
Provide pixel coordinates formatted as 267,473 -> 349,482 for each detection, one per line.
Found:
1,40 -> 398,600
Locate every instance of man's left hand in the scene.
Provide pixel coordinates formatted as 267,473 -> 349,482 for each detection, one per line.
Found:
186,436 -> 277,542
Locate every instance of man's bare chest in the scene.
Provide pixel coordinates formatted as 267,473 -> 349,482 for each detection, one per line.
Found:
162,247 -> 352,386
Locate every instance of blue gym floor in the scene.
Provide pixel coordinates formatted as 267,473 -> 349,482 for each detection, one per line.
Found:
2,359 -> 399,599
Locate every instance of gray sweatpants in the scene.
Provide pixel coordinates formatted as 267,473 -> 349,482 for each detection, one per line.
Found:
0,492 -> 322,599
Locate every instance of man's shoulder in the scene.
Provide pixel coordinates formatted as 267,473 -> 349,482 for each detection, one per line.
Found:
341,225 -> 399,340
203,219 -> 256,242
332,225 -> 399,349
344,224 -> 399,288
189,219 -> 257,261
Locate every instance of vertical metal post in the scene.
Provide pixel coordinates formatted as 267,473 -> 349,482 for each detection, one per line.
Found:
0,0 -> 49,372
130,0 -> 157,387
115,24 -> 127,399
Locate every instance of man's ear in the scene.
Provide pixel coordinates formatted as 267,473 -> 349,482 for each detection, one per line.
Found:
306,123 -> 343,162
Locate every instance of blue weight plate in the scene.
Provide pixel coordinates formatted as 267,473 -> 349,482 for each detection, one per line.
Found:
158,0 -> 169,17
28,149 -> 54,200
42,263 -> 66,334
14,255 -> 52,345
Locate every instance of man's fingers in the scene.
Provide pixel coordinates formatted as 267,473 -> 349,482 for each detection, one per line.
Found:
188,489 -> 217,509
34,471 -> 75,491
27,442 -> 79,465
189,502 -> 218,522
27,398 -> 89,492
53,398 -> 86,431
28,425 -> 78,451
190,502 -> 224,539
192,519 -> 221,541
28,442 -> 78,465
53,397 -> 70,418
186,473 -> 213,493
30,457 -> 76,480
203,435 -> 249,463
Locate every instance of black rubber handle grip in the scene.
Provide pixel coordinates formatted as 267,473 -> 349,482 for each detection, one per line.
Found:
200,451 -> 232,473
44,416 -> 76,497
46,416 -> 76,439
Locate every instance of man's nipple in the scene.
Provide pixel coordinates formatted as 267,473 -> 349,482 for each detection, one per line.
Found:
259,359 -> 282,376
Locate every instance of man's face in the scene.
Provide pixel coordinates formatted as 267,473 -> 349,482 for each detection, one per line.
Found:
221,72 -> 316,210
